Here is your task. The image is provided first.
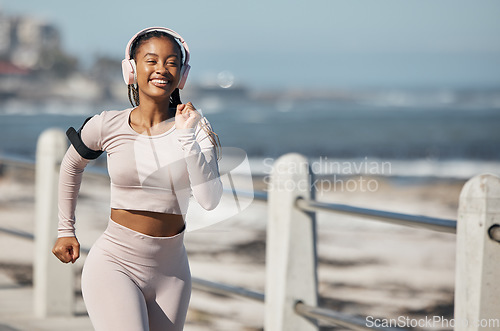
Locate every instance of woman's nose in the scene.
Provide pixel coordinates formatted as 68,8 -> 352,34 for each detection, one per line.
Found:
155,63 -> 168,74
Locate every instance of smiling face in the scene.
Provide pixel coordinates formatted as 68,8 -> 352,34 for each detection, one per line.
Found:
134,36 -> 182,104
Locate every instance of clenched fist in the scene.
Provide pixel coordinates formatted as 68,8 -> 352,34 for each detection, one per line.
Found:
52,237 -> 80,264
175,102 -> 201,130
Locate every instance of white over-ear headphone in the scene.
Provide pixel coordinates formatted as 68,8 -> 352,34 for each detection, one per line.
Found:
121,27 -> 191,89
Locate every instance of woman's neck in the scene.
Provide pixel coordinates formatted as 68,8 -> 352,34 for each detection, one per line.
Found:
135,96 -> 174,127
128,95 -> 178,136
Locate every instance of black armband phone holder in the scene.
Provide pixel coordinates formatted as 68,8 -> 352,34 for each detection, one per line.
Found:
66,116 -> 104,160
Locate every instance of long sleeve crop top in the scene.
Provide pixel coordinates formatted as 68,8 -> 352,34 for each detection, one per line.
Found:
57,108 -> 223,238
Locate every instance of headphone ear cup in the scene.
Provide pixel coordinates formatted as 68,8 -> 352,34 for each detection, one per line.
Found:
177,64 -> 190,90
121,59 -> 137,85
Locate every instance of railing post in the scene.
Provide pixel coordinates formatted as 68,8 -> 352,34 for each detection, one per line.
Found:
455,174 -> 500,330
34,129 -> 74,317
265,153 -> 318,331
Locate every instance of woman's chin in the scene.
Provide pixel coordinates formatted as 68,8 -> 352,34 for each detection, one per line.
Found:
140,89 -> 176,102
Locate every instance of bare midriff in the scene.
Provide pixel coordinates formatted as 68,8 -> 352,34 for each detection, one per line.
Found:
110,209 -> 185,237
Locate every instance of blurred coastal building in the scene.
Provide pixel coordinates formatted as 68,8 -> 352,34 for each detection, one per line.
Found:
0,10 -> 84,100
0,9 -> 80,77
0,12 -> 60,70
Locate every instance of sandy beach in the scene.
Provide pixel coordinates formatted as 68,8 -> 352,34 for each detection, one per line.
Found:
0,162 -> 462,330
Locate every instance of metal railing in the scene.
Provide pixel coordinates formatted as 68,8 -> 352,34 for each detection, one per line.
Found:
294,301 -> 405,331
191,277 -> 265,302
296,197 -> 457,233
2,130 -> 499,331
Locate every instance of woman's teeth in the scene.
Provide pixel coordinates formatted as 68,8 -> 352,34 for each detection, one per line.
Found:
151,79 -> 169,86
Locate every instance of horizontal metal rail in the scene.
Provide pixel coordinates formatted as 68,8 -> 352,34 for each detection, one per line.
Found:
295,302 -> 405,331
0,227 -> 34,240
0,154 -> 107,179
223,187 -> 268,201
191,277 -> 265,302
296,197 -> 456,234
0,154 -> 36,169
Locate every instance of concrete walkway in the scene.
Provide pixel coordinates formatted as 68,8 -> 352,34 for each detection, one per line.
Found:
0,272 -> 92,331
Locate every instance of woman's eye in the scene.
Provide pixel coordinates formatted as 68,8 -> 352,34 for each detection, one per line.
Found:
147,60 -> 156,64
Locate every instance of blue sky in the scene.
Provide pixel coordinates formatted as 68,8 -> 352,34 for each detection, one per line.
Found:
1,0 -> 500,90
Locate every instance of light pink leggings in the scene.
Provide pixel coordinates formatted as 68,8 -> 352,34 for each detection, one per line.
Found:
81,218 -> 191,331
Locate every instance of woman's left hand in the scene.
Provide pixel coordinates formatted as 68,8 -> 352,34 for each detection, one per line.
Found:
175,102 -> 201,130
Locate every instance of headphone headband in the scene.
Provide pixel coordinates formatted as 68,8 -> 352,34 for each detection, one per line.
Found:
124,27 -> 190,64
122,27 -> 191,89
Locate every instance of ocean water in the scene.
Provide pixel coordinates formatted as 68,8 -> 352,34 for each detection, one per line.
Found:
1,96 -> 499,179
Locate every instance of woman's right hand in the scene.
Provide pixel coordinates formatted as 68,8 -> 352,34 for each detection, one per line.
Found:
52,237 -> 80,264
175,102 -> 201,130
